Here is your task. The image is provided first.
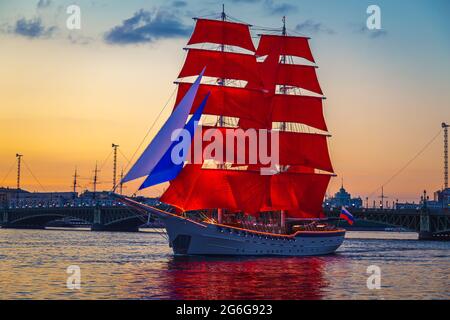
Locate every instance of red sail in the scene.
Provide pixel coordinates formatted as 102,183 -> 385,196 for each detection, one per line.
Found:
256,34 -> 315,62
250,58 -> 322,95
271,94 -> 327,131
276,64 -> 323,95
162,28 -> 333,219
227,171 -> 270,214
178,49 -> 262,86
263,172 -> 330,216
160,165 -> 239,212
279,131 -> 333,172
175,83 -> 269,125
188,127 -> 333,172
161,165 -> 330,218
248,52 -> 279,94
188,19 -> 255,52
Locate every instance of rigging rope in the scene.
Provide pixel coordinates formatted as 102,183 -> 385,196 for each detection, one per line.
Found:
286,27 -> 309,38
98,150 -> 113,172
118,149 -> 130,164
0,160 -> 16,186
122,203 -> 168,240
110,86 -> 177,195
22,159 -> 46,192
367,129 -> 442,198
122,87 -> 177,175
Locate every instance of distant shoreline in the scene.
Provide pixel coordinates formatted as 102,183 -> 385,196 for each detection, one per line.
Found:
345,231 -> 418,240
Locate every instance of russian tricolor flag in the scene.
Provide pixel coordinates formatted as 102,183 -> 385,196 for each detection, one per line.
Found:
340,206 -> 355,225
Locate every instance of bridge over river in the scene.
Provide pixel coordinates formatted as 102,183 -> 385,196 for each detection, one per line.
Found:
326,208 -> 450,240
1,205 -> 449,240
0,205 -> 149,232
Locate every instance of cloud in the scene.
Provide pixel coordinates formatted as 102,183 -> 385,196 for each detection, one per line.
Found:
295,20 -> 335,35
67,34 -> 94,45
12,17 -> 56,38
104,9 -> 191,45
172,0 -> 187,7
356,25 -> 387,39
264,0 -> 297,15
37,0 -> 52,9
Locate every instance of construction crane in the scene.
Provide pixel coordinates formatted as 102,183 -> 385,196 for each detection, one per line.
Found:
16,153 -> 23,190
442,122 -> 449,189
112,143 -> 119,190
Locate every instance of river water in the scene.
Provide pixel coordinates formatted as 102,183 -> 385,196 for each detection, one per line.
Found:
0,228 -> 448,300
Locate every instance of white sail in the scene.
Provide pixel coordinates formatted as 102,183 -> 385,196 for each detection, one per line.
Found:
122,68 -> 205,183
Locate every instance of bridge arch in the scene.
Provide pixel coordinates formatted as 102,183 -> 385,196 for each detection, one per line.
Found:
4,209 -> 93,229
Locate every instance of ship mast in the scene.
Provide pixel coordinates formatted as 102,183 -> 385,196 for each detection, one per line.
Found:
218,4 -> 226,127
279,16 -> 289,133
119,168 -> 124,195
93,162 -> 99,200
217,4 -> 226,224
72,167 -> 78,194
161,9 -> 333,223
279,17 -> 288,230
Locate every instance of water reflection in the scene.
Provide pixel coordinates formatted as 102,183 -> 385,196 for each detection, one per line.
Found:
139,255 -> 331,300
0,229 -> 448,299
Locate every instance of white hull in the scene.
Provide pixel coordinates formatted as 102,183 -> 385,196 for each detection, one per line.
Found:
144,206 -> 345,257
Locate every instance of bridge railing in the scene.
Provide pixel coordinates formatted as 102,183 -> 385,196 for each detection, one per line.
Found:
6,200 -> 127,210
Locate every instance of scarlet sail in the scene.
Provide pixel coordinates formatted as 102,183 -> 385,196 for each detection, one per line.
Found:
263,171 -> 331,217
188,19 -> 255,52
186,126 -> 333,172
161,165 -> 330,218
161,15 -> 334,220
175,83 -> 269,126
256,34 -> 315,62
275,64 -> 322,94
271,94 -> 327,131
178,49 -> 262,86
250,57 -> 323,95
120,14 -> 346,257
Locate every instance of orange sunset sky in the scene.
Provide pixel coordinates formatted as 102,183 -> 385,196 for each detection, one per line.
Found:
0,0 -> 449,203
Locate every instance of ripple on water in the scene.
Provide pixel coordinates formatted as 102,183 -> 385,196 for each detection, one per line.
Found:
0,229 -> 448,299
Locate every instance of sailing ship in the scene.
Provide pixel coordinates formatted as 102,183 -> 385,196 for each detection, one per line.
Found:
118,8 -> 345,256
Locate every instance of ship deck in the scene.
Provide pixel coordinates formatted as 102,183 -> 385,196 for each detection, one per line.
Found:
212,221 -> 346,239
122,197 -> 346,239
